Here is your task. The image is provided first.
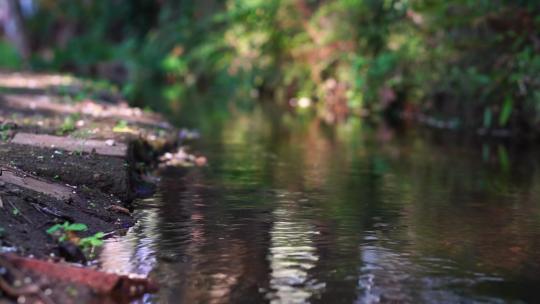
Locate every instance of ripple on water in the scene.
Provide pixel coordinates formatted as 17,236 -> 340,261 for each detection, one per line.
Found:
266,205 -> 326,303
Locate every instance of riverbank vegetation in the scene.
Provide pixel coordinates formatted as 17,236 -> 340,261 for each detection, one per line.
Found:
1,0 -> 539,136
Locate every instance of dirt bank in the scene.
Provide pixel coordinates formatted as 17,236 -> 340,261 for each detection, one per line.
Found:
0,71 -> 179,302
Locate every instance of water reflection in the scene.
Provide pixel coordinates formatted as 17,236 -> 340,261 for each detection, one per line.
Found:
354,233 -> 507,303
100,108 -> 540,303
267,201 -> 324,303
100,197 -> 161,276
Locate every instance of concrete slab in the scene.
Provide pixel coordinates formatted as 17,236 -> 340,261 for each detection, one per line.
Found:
11,133 -> 128,158
0,167 -> 75,200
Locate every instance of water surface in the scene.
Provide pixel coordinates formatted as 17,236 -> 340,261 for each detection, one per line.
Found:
100,108 -> 540,303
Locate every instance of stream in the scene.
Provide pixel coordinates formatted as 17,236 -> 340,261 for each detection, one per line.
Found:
100,106 -> 540,303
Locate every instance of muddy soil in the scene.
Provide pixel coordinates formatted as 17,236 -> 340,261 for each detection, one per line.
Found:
0,143 -> 132,201
0,71 -> 178,303
0,180 -> 133,260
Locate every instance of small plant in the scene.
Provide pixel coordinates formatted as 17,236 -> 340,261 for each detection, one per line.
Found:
74,142 -> 84,156
0,123 -> 13,141
57,114 -> 80,135
113,120 -> 130,132
46,222 -> 105,253
0,226 -> 5,237
71,128 -> 91,140
74,91 -> 89,102
79,232 -> 105,249
47,222 -> 88,241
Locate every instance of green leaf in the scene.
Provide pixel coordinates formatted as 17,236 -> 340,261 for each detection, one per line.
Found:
46,224 -> 63,234
79,232 -> 105,249
79,238 -> 90,247
499,96 -> 513,126
113,120 -> 129,132
66,223 -> 88,232
90,238 -> 104,246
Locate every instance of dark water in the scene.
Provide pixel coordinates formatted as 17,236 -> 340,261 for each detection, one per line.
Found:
100,108 -> 540,303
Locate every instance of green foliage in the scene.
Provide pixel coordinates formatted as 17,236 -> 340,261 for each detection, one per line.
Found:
47,221 -> 87,242
0,124 -> 13,141
57,114 -> 79,135
499,96 -> 513,127
46,222 -> 88,235
113,120 -> 130,132
46,222 -> 104,250
79,232 -> 105,249
6,0 -> 540,134
0,40 -> 22,69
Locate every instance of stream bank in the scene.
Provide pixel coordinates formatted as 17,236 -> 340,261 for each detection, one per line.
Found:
0,71 -> 185,303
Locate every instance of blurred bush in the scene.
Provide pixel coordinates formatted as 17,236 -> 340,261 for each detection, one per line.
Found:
1,0 -> 539,136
